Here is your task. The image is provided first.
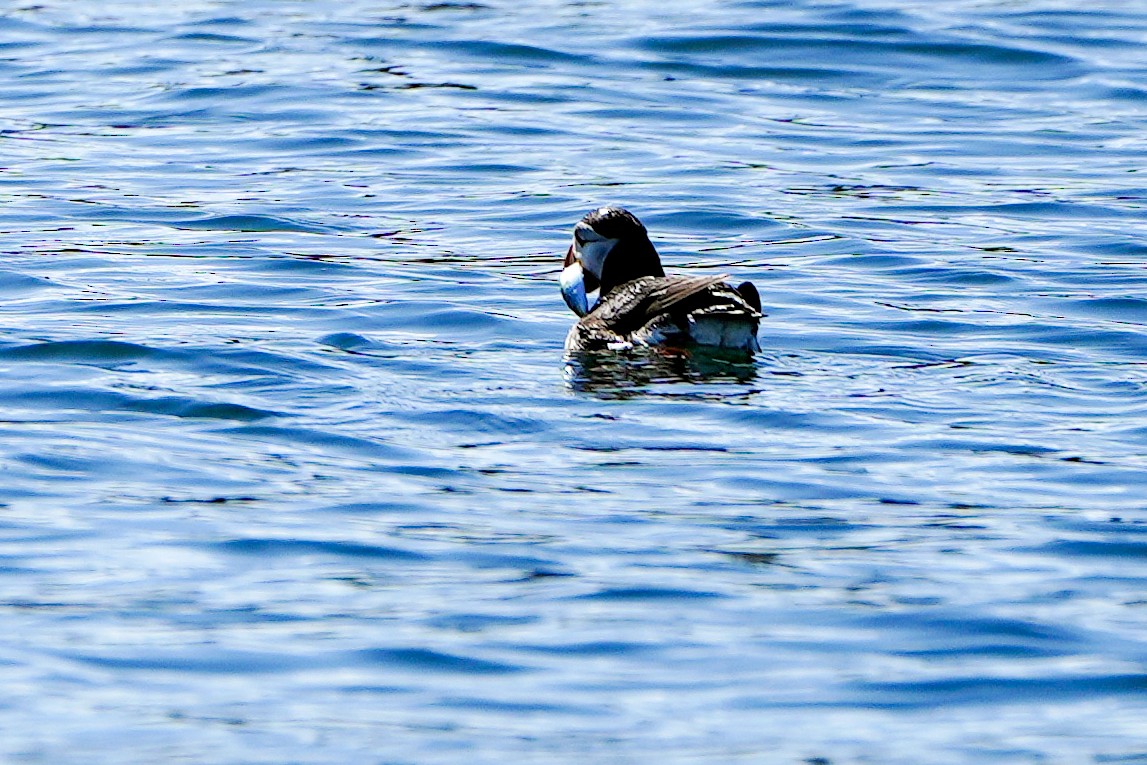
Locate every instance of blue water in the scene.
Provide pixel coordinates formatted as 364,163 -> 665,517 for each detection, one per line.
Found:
1,0 -> 1146,761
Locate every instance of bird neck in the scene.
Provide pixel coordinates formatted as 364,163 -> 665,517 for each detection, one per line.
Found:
599,236 -> 664,296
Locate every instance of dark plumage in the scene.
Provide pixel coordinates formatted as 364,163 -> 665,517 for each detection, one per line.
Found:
559,207 -> 762,352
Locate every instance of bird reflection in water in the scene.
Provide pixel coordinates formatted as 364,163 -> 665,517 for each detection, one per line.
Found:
563,346 -> 759,399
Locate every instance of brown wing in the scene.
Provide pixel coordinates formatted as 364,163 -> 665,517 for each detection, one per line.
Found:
583,275 -> 727,331
641,275 -> 734,318
573,275 -> 762,350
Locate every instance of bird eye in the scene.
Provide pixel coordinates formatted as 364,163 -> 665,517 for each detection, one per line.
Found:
574,230 -> 587,246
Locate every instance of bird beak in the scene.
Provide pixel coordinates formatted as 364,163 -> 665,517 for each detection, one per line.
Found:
560,245 -> 589,317
560,244 -> 602,317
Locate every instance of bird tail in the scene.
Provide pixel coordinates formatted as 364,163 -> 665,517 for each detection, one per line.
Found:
687,311 -> 760,351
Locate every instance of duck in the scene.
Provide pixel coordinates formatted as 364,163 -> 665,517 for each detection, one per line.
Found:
560,206 -> 762,353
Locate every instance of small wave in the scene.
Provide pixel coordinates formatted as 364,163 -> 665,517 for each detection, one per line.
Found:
355,647 -> 526,674
572,586 -> 724,601
0,389 -> 275,421
0,339 -> 164,364
212,538 -> 428,561
63,649 -> 315,674
0,271 -> 53,295
165,214 -> 327,233
848,673 -> 1147,709
640,33 -> 1079,73
400,408 -> 548,436
217,425 -> 415,461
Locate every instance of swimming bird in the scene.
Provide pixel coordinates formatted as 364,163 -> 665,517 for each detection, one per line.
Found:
560,207 -> 762,353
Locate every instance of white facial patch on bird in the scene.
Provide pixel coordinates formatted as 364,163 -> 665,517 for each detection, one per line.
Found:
572,222 -> 616,280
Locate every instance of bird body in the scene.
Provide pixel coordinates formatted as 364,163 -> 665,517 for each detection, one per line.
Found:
559,207 -> 762,352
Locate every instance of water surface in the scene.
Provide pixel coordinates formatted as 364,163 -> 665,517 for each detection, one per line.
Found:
1,1 -> 1146,762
